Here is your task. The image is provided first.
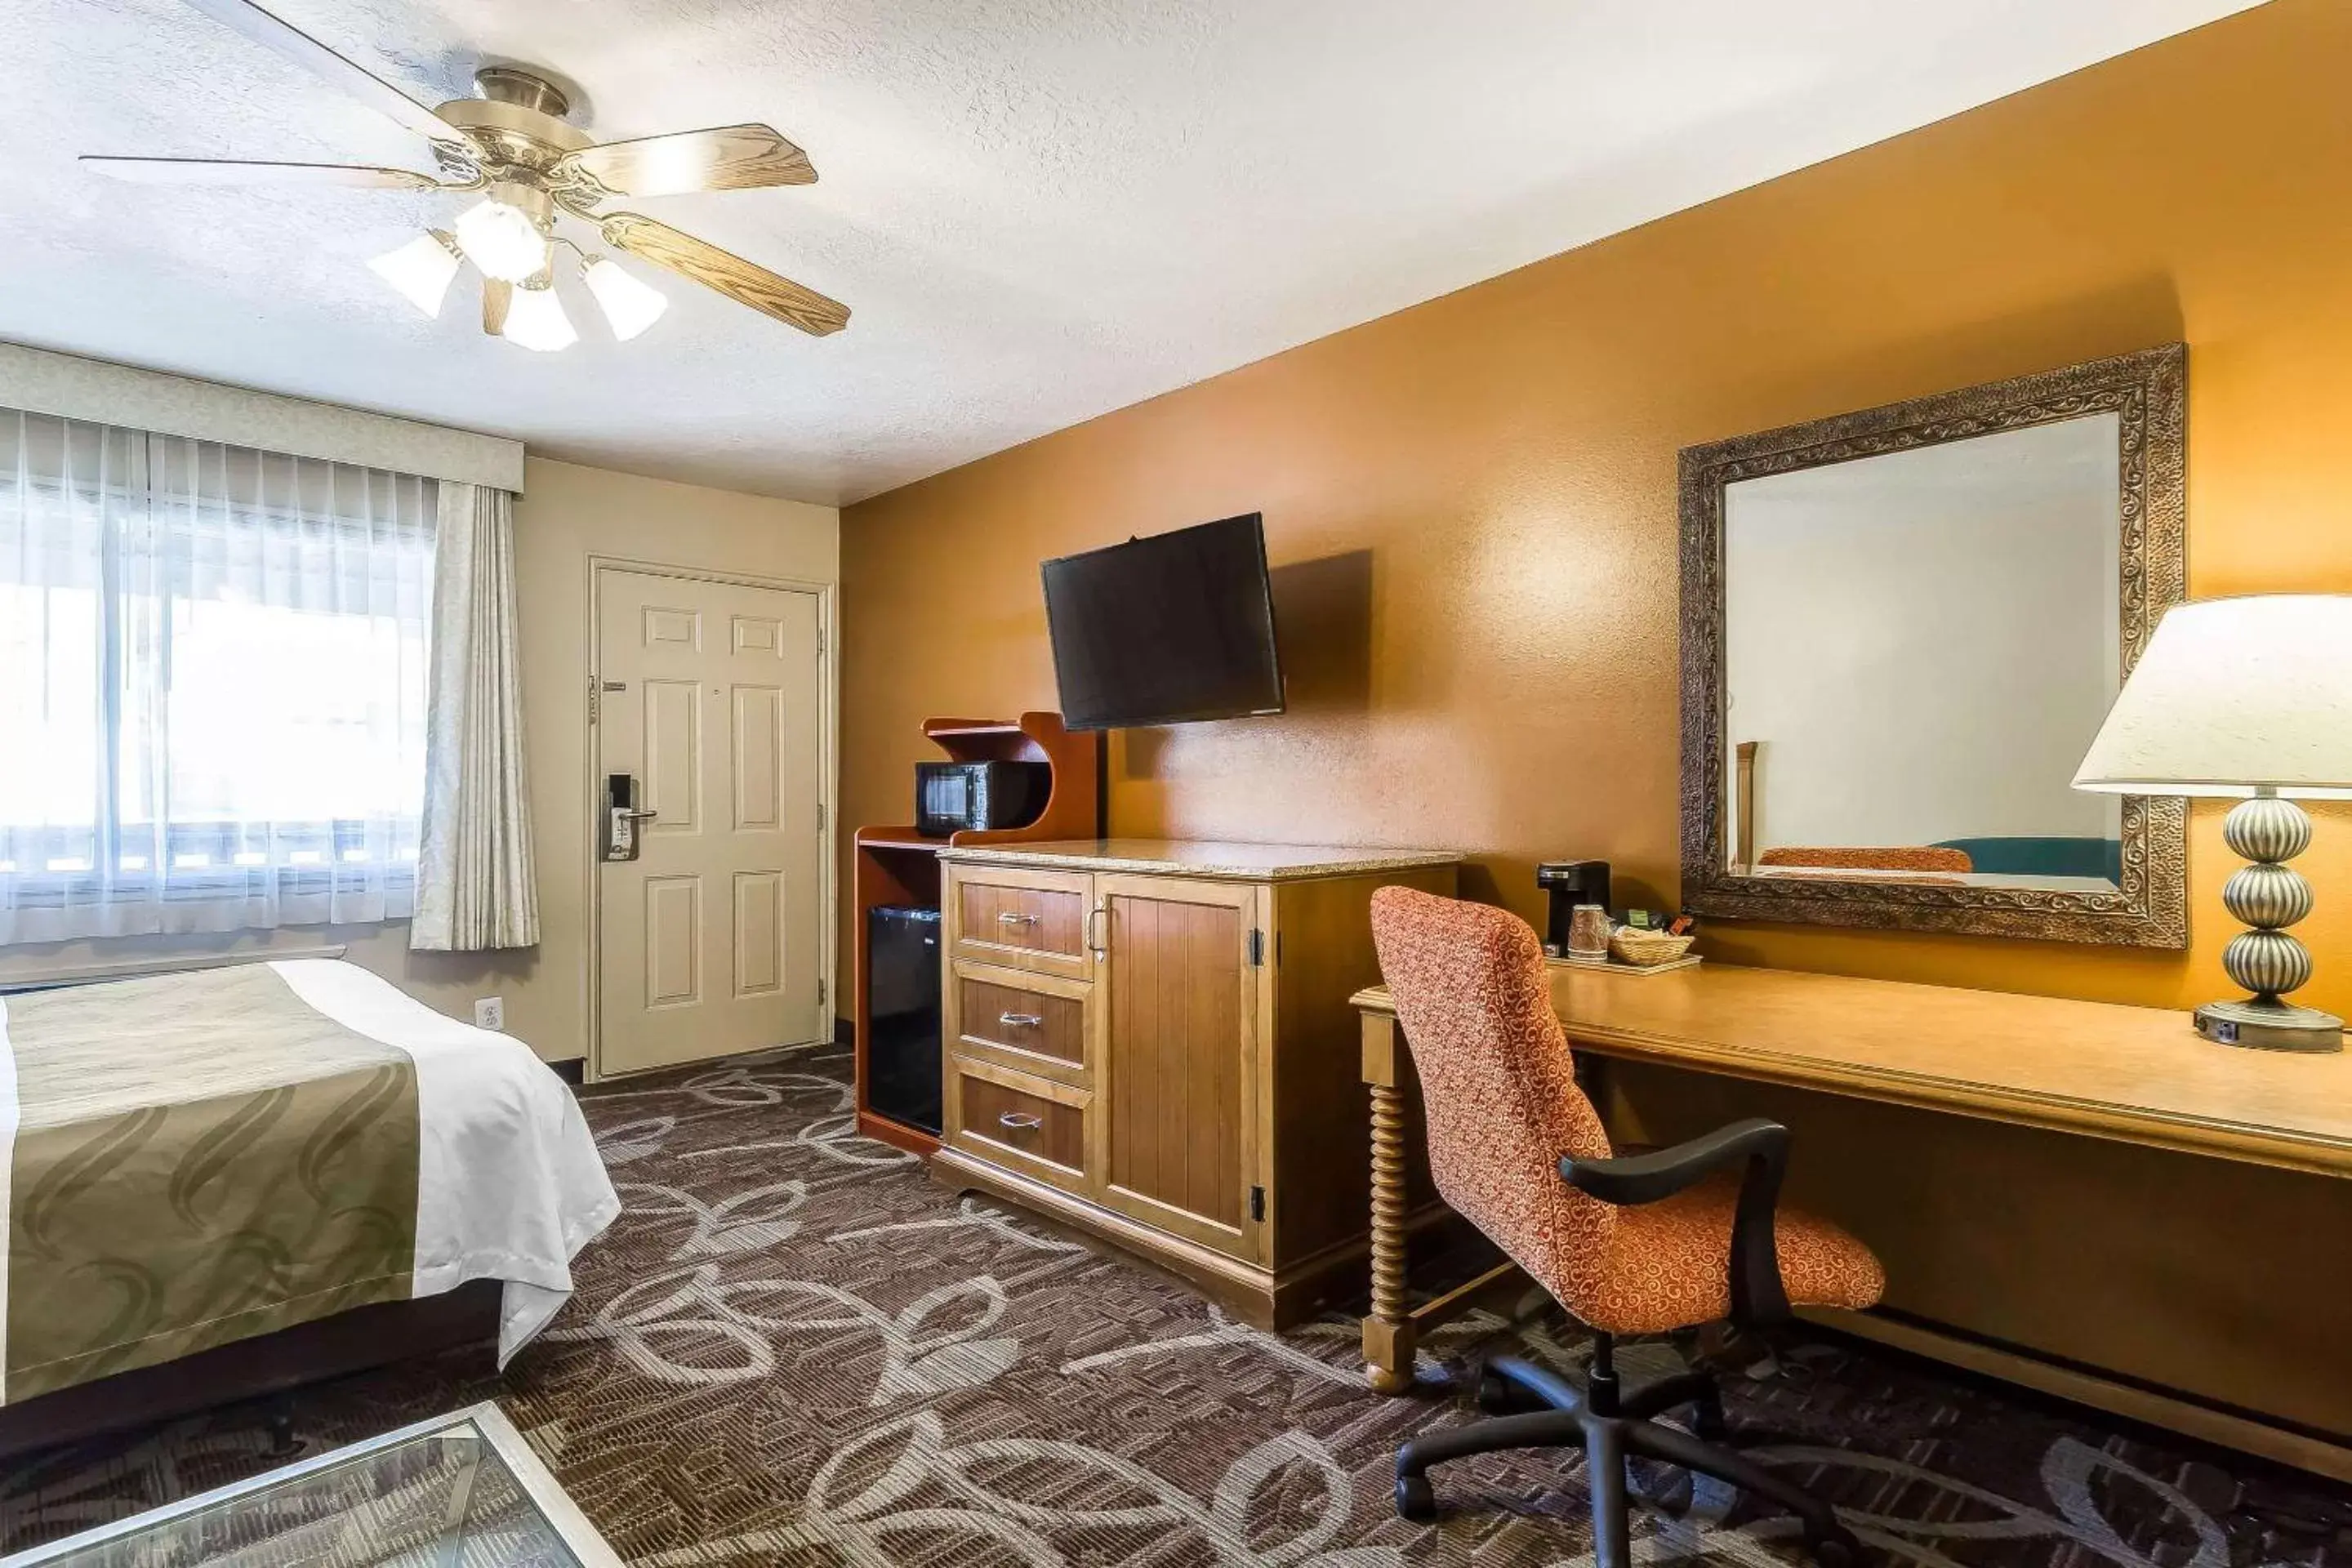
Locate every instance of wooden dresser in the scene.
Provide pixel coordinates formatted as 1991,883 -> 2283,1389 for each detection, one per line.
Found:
932,839 -> 1458,1326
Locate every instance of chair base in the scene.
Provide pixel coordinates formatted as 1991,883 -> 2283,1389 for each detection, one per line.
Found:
1395,1337 -> 1861,1568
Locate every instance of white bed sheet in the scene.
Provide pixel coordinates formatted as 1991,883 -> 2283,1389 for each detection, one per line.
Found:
268,960 -> 619,1365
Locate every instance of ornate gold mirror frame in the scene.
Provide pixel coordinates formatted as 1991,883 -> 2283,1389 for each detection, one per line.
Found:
1678,344 -> 2188,947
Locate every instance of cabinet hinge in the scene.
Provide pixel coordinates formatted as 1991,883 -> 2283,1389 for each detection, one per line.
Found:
1247,927 -> 1265,966
817,978 -> 827,1008
1249,1185 -> 1266,1223
817,626 -> 826,657
817,802 -> 826,832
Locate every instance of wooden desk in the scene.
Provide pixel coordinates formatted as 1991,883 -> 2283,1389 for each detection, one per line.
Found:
1352,962 -> 2352,1477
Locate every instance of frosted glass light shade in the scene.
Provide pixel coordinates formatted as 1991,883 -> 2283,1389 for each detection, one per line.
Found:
501,280 -> 577,352
581,257 -> 668,340
2074,595 -> 2352,800
368,230 -> 461,317
454,198 -> 548,283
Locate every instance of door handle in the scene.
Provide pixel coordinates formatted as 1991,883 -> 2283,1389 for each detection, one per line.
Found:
997,1013 -> 1043,1028
1088,902 -> 1108,957
998,1111 -> 1043,1131
603,777 -> 657,862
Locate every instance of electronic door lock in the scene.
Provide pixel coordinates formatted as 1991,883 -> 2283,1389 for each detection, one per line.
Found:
602,773 -> 657,862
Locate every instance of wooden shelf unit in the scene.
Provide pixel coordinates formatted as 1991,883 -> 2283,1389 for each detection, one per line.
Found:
852,712 -> 1099,1154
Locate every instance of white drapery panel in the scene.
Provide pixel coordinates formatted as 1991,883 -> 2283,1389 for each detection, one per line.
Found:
411,483 -> 538,951
0,409 -> 434,944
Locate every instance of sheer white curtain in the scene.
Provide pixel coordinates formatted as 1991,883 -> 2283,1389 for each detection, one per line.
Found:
0,408 -> 434,944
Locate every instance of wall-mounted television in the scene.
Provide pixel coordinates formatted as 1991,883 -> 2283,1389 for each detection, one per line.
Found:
1041,513 -> 1285,732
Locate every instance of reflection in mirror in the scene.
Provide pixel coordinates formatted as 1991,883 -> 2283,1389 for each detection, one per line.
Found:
1722,412 -> 2123,893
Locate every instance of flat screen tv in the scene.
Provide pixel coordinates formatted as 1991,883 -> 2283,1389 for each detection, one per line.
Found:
1042,513 -> 1285,731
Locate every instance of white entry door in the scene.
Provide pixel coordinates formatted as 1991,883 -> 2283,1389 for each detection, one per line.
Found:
596,567 -> 826,1076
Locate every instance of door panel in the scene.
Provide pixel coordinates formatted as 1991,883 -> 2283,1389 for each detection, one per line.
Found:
646,875 -> 702,1006
644,678 -> 702,833
644,604 -> 701,647
733,870 -> 784,996
1096,874 -> 1260,1259
599,568 -> 825,1075
732,685 -> 784,830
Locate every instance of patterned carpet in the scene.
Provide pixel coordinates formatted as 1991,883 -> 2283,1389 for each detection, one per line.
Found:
6,1044 -> 2350,1566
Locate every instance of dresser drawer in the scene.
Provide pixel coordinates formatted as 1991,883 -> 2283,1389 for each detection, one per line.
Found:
953,965 -> 1089,1085
949,1058 -> 1090,1192
951,867 -> 1093,980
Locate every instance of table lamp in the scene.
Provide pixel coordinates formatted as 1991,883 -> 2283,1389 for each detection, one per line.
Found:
2074,595 -> 2352,1052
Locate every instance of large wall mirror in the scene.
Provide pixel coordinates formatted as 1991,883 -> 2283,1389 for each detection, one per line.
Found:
1678,345 -> 2187,946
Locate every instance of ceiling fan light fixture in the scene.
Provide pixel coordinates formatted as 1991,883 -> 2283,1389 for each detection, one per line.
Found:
454,195 -> 550,283
501,278 -> 577,352
581,256 -> 669,341
368,229 -> 462,317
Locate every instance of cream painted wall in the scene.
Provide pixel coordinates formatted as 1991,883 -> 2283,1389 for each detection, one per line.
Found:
0,455 -> 840,1064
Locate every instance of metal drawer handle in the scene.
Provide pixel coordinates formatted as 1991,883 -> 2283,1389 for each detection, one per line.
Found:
998,1012 -> 1043,1028
998,1111 -> 1044,1131
996,911 -> 1040,927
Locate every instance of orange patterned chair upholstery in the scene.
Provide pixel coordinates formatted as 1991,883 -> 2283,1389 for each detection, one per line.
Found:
1370,886 -> 1882,1567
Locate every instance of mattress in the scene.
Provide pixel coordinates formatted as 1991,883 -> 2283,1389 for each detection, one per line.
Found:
0,959 -> 619,1406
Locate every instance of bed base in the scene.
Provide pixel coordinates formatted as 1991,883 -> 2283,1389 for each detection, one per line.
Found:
0,1281 -> 503,1467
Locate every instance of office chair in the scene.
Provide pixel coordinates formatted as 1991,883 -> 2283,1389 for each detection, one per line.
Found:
1368,887 -> 1885,1568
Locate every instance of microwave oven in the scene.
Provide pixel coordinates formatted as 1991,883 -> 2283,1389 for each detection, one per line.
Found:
915,760 -> 1051,836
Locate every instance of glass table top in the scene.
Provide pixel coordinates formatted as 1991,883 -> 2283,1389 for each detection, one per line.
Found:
9,1405 -> 620,1568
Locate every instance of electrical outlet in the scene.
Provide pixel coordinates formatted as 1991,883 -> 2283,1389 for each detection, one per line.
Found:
474,996 -> 505,1031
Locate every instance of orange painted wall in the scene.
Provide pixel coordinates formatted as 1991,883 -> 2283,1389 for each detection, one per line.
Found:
841,0 -> 2352,1017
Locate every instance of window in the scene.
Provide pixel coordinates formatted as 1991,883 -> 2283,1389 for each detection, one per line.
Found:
0,410 -> 434,944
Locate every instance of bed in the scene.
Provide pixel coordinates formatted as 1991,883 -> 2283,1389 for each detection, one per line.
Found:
0,959 -> 617,1453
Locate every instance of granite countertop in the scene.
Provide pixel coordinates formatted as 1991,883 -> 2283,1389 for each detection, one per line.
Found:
937,837 -> 1462,881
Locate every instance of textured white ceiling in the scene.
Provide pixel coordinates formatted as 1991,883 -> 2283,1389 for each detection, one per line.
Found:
2,0 -> 2265,506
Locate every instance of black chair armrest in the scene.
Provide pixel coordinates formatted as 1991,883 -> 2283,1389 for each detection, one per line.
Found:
1560,1118 -> 1793,1325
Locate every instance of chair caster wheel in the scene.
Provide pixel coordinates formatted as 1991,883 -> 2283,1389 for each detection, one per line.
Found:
1476,1366 -> 1517,1414
1806,1525 -> 1863,1567
1692,1393 -> 1730,1444
1395,1473 -> 1437,1521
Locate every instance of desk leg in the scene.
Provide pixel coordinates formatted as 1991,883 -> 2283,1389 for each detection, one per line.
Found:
1361,1012 -> 1416,1393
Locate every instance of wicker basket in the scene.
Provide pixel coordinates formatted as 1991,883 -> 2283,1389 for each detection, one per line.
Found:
1608,927 -> 1695,966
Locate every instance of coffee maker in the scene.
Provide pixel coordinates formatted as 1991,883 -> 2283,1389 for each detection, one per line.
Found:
1536,861 -> 1611,956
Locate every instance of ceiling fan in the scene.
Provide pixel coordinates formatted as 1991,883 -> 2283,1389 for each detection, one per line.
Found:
80,0 -> 849,351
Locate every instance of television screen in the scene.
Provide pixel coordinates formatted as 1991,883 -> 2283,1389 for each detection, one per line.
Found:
1042,514 -> 1285,731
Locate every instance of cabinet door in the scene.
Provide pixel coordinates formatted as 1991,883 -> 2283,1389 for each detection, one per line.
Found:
1093,873 -> 1263,1262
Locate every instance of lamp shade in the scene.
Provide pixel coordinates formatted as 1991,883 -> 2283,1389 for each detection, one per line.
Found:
501,281 -> 577,352
454,198 -> 549,284
581,256 -> 668,341
2074,595 -> 2352,799
368,230 -> 461,317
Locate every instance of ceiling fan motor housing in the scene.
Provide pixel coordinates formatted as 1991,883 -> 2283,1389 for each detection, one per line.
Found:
474,65 -> 570,118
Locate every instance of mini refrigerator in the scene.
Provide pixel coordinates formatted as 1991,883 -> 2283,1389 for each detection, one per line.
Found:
866,904 -> 942,1135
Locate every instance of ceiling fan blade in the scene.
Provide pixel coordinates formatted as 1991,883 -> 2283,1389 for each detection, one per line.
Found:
599,213 -> 848,336
563,124 -> 816,198
482,278 -> 512,336
81,155 -> 439,189
176,0 -> 456,145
